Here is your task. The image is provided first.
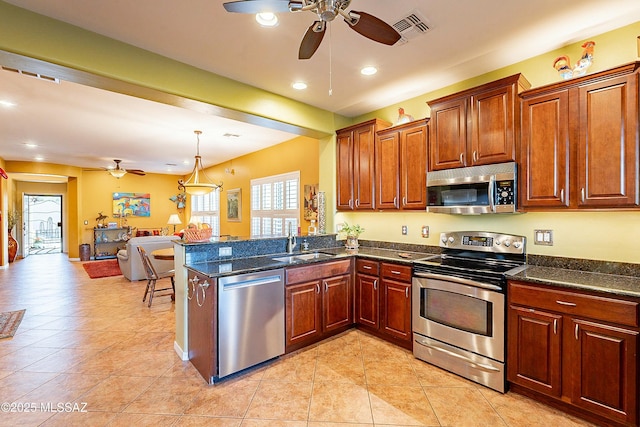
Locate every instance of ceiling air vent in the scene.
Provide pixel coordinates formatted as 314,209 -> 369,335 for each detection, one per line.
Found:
392,10 -> 431,45
1,66 -> 60,83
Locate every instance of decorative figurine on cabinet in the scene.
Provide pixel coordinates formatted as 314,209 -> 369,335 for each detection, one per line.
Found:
553,41 -> 595,80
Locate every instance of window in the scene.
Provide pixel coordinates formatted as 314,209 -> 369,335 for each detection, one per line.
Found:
251,171 -> 299,236
189,190 -> 220,236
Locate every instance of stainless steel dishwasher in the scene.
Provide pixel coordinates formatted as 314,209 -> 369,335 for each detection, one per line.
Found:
217,268 -> 285,378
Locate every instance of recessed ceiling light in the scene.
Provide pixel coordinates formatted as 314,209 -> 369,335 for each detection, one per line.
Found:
292,81 -> 307,90
34,156 -> 44,162
361,66 -> 378,76
256,12 -> 278,27
0,100 -> 16,108
24,142 -> 38,149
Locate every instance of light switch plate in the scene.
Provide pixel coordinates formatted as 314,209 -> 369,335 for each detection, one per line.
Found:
401,225 -> 408,235
534,229 -> 553,246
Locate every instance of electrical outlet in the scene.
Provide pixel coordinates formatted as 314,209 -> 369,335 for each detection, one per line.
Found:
421,226 -> 429,238
219,247 -> 232,256
401,225 -> 408,235
534,229 -> 553,246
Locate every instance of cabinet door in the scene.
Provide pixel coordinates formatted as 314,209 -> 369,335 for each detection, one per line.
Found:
286,281 -> 322,348
429,97 -> 467,170
400,124 -> 428,209
570,319 -> 638,425
380,279 -> 412,342
577,75 -> 639,207
469,84 -> 517,166
355,273 -> 379,329
520,90 -> 570,208
507,306 -> 562,397
336,131 -> 354,210
187,273 -> 217,384
322,274 -> 352,333
353,124 -> 376,210
375,131 -> 400,209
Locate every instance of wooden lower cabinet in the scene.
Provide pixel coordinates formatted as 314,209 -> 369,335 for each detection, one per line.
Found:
355,259 -> 412,349
285,259 -> 352,352
187,269 -> 217,384
508,280 -> 639,426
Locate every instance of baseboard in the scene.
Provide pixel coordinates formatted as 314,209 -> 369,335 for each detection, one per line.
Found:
174,340 -> 188,361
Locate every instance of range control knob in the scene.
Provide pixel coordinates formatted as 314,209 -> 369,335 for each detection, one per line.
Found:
514,241 -> 522,249
503,240 -> 511,247
441,236 -> 448,244
448,236 -> 455,244
495,240 -> 501,246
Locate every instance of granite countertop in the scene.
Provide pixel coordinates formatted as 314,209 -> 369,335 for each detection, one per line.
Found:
509,265 -> 640,299
186,246 -> 433,278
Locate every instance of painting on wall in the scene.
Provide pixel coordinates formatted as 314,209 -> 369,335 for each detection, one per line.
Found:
226,188 -> 241,222
304,184 -> 319,220
113,192 -> 151,217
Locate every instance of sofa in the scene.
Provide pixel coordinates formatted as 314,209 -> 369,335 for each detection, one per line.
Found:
117,235 -> 180,281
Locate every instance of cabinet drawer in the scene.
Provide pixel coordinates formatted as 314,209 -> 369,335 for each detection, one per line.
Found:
356,259 -> 379,275
509,281 -> 639,328
380,263 -> 412,283
286,259 -> 352,285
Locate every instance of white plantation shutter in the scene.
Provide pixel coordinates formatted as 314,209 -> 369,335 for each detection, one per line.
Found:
189,190 -> 220,236
250,171 -> 299,236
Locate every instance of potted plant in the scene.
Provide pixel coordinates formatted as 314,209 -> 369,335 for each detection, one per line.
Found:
340,222 -> 365,249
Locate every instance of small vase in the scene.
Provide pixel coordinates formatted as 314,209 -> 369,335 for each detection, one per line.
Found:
7,228 -> 18,263
345,235 -> 359,250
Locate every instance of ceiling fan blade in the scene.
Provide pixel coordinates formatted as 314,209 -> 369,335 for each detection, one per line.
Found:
223,0 -> 291,13
299,21 -> 326,60
345,11 -> 401,46
127,169 -> 146,176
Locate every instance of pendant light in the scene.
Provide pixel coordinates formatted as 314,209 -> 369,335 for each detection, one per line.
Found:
178,130 -> 223,195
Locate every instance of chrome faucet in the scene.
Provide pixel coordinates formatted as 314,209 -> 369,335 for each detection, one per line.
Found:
286,224 -> 297,254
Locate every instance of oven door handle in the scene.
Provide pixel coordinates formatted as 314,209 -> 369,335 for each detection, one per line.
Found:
414,338 -> 501,373
414,272 -> 502,291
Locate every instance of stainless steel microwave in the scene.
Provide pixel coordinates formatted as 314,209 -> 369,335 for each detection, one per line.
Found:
426,162 -> 517,214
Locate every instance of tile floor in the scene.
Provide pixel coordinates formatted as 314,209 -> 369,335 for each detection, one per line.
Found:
0,253 -> 596,426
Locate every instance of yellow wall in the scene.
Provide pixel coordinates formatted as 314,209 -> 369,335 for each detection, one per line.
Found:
196,136 -> 320,237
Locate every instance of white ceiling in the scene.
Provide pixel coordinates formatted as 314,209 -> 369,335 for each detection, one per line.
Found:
1,0 -> 639,176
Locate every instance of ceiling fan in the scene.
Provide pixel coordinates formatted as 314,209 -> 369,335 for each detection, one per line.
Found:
223,0 -> 401,59
86,159 -> 146,178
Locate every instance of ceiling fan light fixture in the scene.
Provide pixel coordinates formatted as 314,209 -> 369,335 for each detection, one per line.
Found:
256,12 -> 278,27
360,66 -> 377,76
109,168 -> 127,178
178,130 -> 223,196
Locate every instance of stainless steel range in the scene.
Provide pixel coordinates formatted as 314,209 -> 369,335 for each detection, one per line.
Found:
412,231 -> 527,392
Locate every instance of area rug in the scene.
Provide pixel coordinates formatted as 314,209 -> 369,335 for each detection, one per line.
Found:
82,259 -> 122,279
0,309 -> 26,339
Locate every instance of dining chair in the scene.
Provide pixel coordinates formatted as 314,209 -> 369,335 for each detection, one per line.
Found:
137,246 -> 175,307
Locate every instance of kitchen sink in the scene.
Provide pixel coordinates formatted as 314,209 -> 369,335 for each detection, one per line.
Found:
272,252 -> 336,263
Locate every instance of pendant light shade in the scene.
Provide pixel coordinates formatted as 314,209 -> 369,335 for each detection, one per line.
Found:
178,130 -> 223,195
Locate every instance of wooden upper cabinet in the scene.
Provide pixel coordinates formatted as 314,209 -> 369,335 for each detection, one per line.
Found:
577,74 -> 638,207
336,119 -> 391,211
428,74 -> 530,171
375,119 -> 429,210
520,62 -> 640,210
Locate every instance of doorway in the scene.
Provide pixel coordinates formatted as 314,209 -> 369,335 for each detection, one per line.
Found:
24,195 -> 63,255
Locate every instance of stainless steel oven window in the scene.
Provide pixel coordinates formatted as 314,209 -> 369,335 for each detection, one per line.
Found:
419,288 -> 493,336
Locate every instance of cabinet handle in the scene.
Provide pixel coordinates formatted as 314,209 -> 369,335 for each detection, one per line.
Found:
405,287 -> 409,299
355,199 -> 360,208
560,189 -> 564,203
459,152 -> 464,164
363,265 -> 372,270
575,324 -> 579,340
391,270 -> 401,275
556,300 -> 576,307
349,199 -> 353,209
393,196 -> 397,208
373,279 -> 377,290
581,188 -> 585,203
316,283 -> 320,294
402,196 -> 406,206
324,281 -> 328,293
473,150 -> 478,162
553,319 -> 557,335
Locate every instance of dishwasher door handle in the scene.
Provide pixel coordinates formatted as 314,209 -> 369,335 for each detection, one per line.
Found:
220,274 -> 282,291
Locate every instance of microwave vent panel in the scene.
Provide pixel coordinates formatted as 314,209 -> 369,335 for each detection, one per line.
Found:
392,10 -> 431,45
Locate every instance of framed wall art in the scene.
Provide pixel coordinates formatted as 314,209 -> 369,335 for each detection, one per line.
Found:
226,188 -> 241,222
113,192 -> 151,217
